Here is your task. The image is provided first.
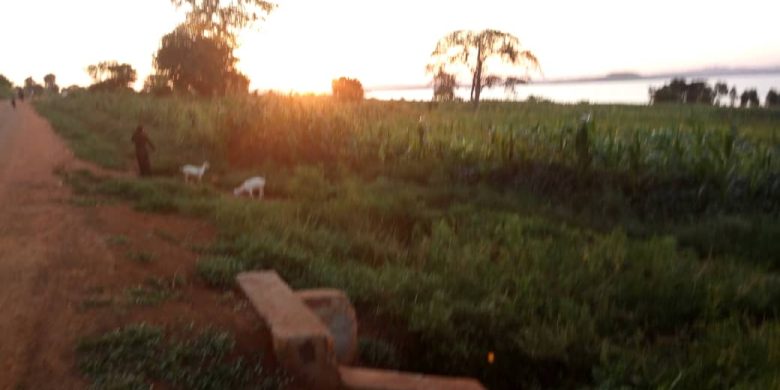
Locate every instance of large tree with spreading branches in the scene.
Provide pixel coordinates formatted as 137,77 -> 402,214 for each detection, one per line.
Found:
170,0 -> 275,46
428,29 -> 540,105
152,0 -> 275,96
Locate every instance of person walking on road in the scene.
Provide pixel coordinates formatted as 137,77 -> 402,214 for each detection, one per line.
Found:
10,96 -> 15,109
131,125 -> 155,176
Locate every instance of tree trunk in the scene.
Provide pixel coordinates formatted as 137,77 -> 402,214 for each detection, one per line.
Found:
469,74 -> 476,102
472,44 -> 483,107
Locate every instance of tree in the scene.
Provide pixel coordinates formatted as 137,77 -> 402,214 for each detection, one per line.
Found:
170,0 -> 275,47
154,25 -> 249,96
23,77 -> 44,97
428,29 -> 539,105
87,61 -> 137,91
714,81 -> 728,106
649,78 -> 714,105
0,74 -> 11,98
0,74 -> 11,89
331,77 -> 364,101
61,85 -> 84,97
432,67 -> 456,102
729,86 -> 738,107
142,74 -> 173,96
740,89 -> 759,108
765,89 -> 779,108
155,0 -> 272,96
43,73 -> 59,94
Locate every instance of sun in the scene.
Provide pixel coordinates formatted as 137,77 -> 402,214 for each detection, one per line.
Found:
236,44 -> 333,94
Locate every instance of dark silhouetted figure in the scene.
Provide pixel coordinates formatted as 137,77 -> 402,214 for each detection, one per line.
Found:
10,96 -> 15,109
131,125 -> 155,176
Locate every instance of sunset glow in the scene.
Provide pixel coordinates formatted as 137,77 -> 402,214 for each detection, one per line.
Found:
2,0 -> 779,93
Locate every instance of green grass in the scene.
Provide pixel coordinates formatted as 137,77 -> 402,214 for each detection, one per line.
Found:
77,323 -> 287,389
123,276 -> 184,306
358,337 -> 400,369
39,92 -> 780,389
197,256 -> 252,288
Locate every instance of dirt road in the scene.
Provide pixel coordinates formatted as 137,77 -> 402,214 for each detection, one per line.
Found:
0,101 -> 117,389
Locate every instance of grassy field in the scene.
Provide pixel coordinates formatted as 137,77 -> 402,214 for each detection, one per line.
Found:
36,91 -> 780,389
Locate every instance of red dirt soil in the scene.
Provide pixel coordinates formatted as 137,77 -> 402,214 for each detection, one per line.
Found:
0,102 -> 270,389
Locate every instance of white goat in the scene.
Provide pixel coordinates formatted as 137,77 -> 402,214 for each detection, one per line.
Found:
233,176 -> 266,199
181,162 -> 209,183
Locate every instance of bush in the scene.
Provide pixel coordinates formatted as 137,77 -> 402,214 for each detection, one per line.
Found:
332,77 -> 364,101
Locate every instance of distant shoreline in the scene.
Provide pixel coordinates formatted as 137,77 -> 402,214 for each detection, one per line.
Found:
365,66 -> 780,92
534,67 -> 780,85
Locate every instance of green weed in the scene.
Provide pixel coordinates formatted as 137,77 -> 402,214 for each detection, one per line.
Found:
124,276 -> 184,306
196,256 -> 252,288
40,92 -> 780,389
77,323 -> 287,389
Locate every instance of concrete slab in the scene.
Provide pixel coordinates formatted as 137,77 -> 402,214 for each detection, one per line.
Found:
297,288 -> 358,365
237,271 -> 342,389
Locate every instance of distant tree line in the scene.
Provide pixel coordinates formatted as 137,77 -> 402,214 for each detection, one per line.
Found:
87,61 -> 136,91
0,74 -> 12,98
650,78 -> 779,108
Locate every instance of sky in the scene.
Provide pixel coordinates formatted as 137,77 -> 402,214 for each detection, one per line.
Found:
1,0 -> 779,93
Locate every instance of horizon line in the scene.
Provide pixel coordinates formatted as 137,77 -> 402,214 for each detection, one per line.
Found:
364,64 -> 780,92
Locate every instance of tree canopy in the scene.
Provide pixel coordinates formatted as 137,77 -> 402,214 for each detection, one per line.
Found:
428,29 -> 540,105
432,67 -> 457,102
44,73 -> 59,94
0,74 -> 11,89
142,74 -> 173,96
154,25 -> 249,96
151,0 -> 273,96
170,0 -> 275,46
729,86 -> 738,107
87,61 -> 137,91
765,89 -> 779,108
0,74 -> 12,98
714,81 -> 728,105
649,78 -> 715,105
24,77 -> 44,97
331,77 -> 364,101
740,89 -> 760,108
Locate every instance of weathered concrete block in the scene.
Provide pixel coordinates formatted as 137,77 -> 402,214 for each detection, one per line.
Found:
340,366 -> 487,390
236,271 -> 341,389
296,288 -> 358,365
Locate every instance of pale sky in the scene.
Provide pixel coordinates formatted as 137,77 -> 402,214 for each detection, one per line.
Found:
2,0 -> 779,93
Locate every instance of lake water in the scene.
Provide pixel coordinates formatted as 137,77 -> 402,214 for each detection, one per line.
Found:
366,73 -> 780,105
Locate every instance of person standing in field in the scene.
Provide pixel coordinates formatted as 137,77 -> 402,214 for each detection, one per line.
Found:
131,125 -> 155,176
